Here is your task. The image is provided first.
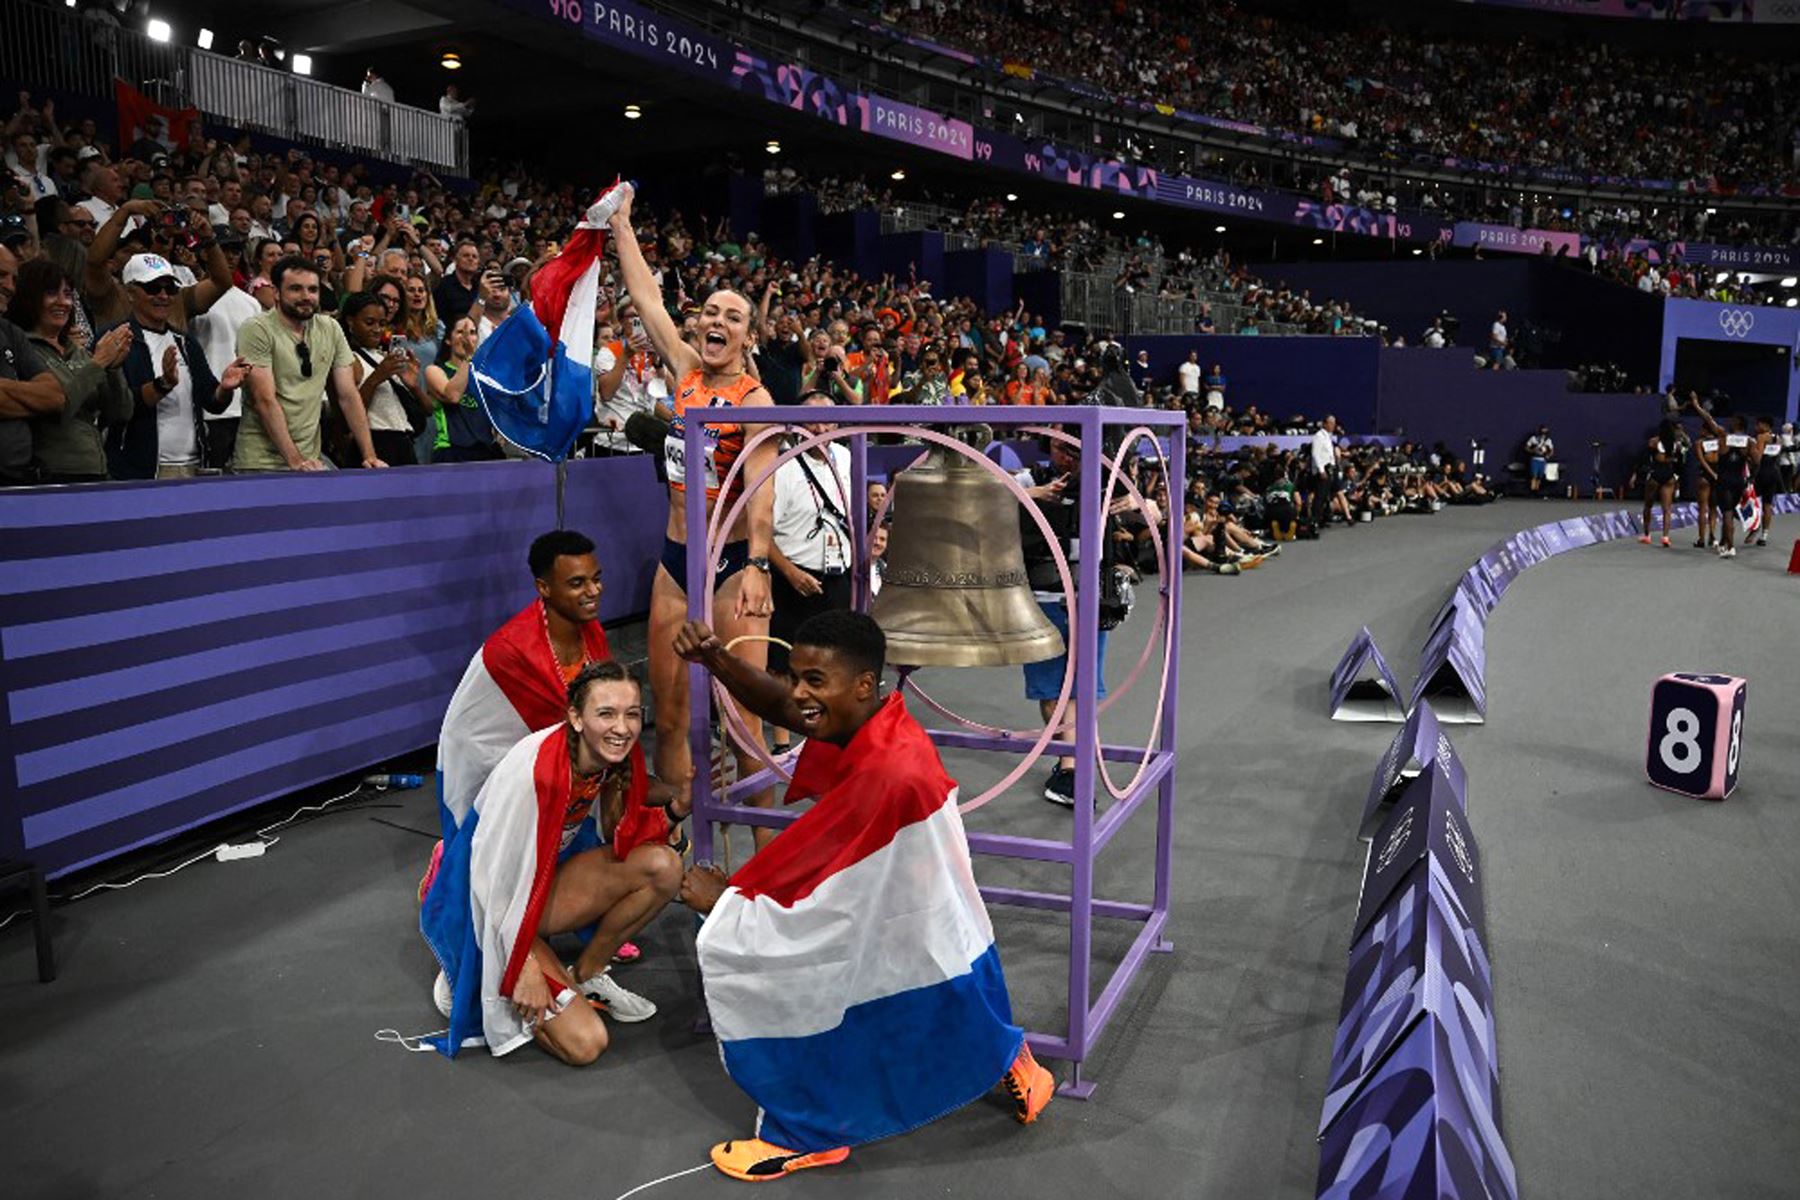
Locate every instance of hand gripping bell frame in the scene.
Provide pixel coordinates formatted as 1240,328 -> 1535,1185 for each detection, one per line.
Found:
682,403 -> 1187,1099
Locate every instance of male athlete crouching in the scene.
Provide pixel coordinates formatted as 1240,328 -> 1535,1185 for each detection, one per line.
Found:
420,661 -> 685,1063
673,611 -> 1053,1181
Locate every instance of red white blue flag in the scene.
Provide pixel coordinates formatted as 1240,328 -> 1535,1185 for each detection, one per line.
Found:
696,694 -> 1023,1150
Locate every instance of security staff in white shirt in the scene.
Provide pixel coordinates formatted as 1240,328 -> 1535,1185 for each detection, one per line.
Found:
1310,414 -> 1341,525
766,393 -> 853,688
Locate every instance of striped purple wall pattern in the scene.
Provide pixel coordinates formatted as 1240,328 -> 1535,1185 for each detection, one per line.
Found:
0,458 -> 666,877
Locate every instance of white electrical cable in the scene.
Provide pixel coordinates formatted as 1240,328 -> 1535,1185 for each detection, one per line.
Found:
0,783 -> 373,931
608,1163 -> 712,1200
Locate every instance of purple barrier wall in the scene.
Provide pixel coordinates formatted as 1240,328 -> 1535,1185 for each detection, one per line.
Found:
1376,349 -> 1664,486
1265,260 -> 1664,380
0,458 -> 666,878
943,248 -> 1015,316
1125,334 -> 1381,430
1014,269 -> 1063,330
876,231 -> 945,289
759,192 -> 818,267
816,211 -> 881,283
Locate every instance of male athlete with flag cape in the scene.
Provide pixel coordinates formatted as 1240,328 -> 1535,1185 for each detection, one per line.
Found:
420,531 -> 673,1056
673,611 -> 1054,1183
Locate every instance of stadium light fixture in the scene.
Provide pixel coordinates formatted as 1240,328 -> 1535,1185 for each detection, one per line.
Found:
292,54 -> 313,76
65,0 -> 76,8
1786,298 -> 1797,308
1213,225 -> 1226,234
891,169 -> 906,181
1112,210 -> 1124,220
1411,248 -> 1423,256
441,52 -> 462,70
623,104 -> 641,120
146,18 -> 172,42
765,140 -> 781,155
1005,193 -> 1017,202
197,27 -> 214,50
1781,276 -> 1797,288
1311,237 -> 1324,246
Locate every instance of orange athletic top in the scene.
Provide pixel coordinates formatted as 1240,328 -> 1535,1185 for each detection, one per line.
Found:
666,369 -> 761,503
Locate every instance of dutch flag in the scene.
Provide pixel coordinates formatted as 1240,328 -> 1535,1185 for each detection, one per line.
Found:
697,694 -> 1024,1152
469,182 -> 632,461
1738,483 -> 1762,535
419,600 -> 665,1057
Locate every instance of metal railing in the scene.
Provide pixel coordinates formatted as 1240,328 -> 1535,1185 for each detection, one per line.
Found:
0,1 -> 467,174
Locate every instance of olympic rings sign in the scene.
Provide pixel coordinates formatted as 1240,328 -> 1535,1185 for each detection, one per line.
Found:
1718,309 -> 1756,338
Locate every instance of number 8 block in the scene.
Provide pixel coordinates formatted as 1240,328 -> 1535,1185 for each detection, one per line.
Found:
1646,673 -> 1746,801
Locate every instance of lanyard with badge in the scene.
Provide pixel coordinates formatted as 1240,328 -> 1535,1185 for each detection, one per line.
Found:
795,449 -> 850,571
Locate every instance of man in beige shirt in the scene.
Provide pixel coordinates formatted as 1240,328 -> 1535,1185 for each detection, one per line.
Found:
233,255 -> 387,471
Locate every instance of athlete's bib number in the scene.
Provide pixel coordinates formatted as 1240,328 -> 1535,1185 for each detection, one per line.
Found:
664,423 -> 723,492
1726,434 -> 1750,449
1700,439 -> 1719,454
1658,707 -> 1703,775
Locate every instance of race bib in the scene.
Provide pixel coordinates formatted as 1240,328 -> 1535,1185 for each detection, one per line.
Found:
1700,439 -> 1719,454
1726,434 -> 1750,449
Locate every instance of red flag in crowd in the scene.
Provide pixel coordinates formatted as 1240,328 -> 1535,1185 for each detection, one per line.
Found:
113,79 -> 202,157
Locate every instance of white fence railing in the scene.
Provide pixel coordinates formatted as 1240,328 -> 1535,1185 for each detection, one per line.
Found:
1,3 -> 468,175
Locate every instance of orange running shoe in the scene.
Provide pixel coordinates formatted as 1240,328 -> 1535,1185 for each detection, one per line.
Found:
709,1138 -> 849,1182
1637,535 -> 1651,545
1001,1043 -> 1054,1124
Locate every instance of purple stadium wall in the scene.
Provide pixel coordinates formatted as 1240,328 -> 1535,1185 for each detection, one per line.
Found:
0,458 -> 665,878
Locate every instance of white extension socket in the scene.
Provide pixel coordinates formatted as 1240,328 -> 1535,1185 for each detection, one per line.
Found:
215,842 -> 267,862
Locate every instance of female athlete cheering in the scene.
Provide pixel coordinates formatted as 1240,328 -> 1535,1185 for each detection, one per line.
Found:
605,184 -> 780,839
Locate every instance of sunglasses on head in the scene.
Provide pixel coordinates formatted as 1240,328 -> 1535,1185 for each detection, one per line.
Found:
138,280 -> 179,296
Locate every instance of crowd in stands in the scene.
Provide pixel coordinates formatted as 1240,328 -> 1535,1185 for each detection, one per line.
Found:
863,0 -> 1800,194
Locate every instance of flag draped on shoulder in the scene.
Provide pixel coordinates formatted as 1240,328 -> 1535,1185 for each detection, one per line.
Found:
695,694 -> 1023,1151
469,180 -> 632,461
421,599 -> 665,1057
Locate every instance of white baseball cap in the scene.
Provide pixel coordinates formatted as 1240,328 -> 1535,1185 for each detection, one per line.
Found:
123,253 -> 178,286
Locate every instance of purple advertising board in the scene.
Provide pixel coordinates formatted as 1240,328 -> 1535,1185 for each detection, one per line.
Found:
1330,626 -> 1407,722
1452,222 -> 1581,258
508,0 -> 730,78
1321,853 -> 1499,1137
1413,613 -> 1487,724
1316,1017 -> 1519,1200
1363,702 -> 1469,838
1658,297 -> 1800,423
1353,765 -> 1485,946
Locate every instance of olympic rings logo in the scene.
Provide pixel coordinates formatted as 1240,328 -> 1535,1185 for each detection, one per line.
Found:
1718,309 -> 1756,338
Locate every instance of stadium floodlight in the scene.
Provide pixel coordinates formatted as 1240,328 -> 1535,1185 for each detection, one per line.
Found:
146,18 -> 172,42
1112,211 -> 1124,220
623,104 -> 641,120
1005,193 -> 1017,202
292,54 -> 313,76
1312,237 -> 1324,246
891,169 -> 906,181
1781,277 -> 1797,288
1213,225 -> 1226,233
765,140 -> 781,155
441,52 -> 463,70
198,28 -> 214,49
1788,298 -> 1798,309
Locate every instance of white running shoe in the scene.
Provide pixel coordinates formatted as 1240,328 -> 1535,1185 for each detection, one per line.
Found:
585,179 -> 634,227
571,966 -> 657,1022
432,969 -> 453,1018
1718,546 -> 1737,559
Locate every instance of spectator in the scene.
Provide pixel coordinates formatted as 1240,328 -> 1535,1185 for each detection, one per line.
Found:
433,238 -> 481,327
1523,425 -> 1555,498
473,264 -> 515,344
1176,350 -> 1200,401
361,69 -> 396,105
188,240 -> 265,468
424,314 -> 500,462
1487,310 -> 1509,371
83,199 -> 233,330
342,291 -> 423,466
106,253 -> 247,479
8,258 -> 132,482
233,254 -> 384,472
0,243 -> 66,485
1203,362 -> 1226,411
439,84 -> 475,122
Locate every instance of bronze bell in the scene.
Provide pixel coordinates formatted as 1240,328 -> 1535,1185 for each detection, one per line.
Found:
871,440 -> 1066,668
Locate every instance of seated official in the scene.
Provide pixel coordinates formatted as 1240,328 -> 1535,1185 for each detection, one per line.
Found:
420,661 -> 686,1065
